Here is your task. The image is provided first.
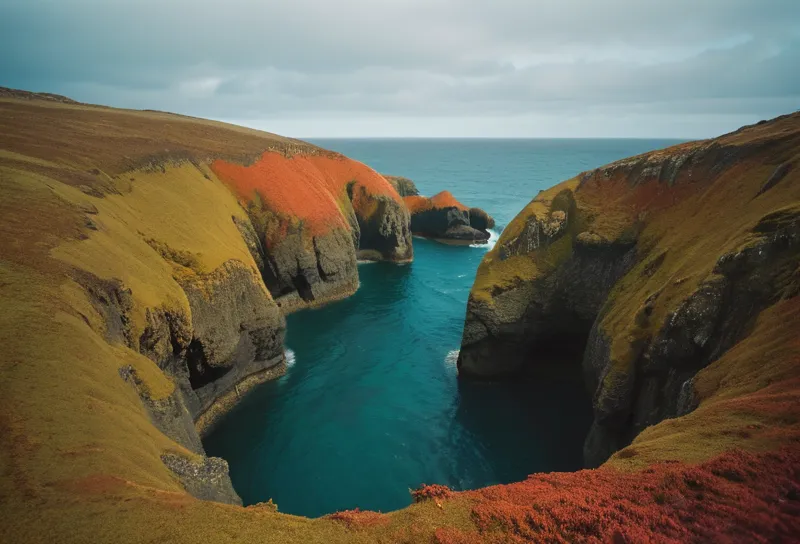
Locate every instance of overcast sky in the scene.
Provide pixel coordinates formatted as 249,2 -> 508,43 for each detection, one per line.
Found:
2,0 -> 799,138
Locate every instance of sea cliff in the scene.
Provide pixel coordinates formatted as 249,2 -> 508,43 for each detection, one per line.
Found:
458,113 -> 800,471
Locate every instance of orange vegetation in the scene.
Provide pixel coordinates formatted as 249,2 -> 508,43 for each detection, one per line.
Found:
411,484 -> 453,503
403,195 -> 434,213
431,191 -> 469,211
403,191 -> 469,214
212,152 -> 401,236
434,447 -> 800,543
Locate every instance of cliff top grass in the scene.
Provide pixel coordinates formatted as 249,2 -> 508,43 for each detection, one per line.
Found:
470,178 -> 582,304
0,90 -> 333,190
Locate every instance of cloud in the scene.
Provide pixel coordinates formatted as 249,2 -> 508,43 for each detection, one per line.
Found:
1,0 -> 799,136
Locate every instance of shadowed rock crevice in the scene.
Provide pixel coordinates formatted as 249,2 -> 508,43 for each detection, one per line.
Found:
291,273 -> 315,302
186,339 -> 232,390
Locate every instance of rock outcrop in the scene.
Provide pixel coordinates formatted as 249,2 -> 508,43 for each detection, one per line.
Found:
459,112 -> 800,471
404,190 -> 495,244
212,153 -> 412,313
384,175 -> 420,197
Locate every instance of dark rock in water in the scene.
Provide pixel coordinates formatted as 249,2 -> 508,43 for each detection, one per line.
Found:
469,207 -> 495,231
403,190 -> 495,244
444,224 -> 491,242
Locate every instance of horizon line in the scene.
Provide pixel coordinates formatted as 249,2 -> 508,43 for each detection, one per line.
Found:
300,135 -> 696,141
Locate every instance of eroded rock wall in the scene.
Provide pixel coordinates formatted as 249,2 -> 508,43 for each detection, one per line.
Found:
459,114 -> 800,467
212,152 -> 413,312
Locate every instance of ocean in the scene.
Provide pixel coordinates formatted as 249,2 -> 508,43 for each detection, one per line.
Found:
203,138 -> 685,517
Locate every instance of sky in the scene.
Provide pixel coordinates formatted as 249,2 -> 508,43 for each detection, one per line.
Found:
1,0 -> 799,138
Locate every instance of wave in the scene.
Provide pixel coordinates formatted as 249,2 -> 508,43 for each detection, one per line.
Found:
445,349 -> 459,369
471,228 -> 500,250
284,348 -> 296,368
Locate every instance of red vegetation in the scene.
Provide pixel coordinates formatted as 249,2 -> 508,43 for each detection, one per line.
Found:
442,447 -> 800,543
430,191 -> 468,211
411,484 -> 453,503
403,191 -> 469,214
211,152 -> 401,236
326,508 -> 389,528
403,195 -> 434,214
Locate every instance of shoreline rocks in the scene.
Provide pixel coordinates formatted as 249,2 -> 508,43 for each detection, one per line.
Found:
404,191 -> 495,244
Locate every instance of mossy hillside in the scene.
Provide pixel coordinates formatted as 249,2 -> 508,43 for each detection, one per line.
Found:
469,178 -> 589,305
50,163 -> 266,349
0,95 -> 319,180
607,296 -> 800,471
212,152 -> 403,239
465,111 -> 800,474
595,140 -> 800,409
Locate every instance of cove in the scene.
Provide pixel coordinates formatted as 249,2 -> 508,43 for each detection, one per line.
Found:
203,139 -> 683,517
203,239 -> 592,517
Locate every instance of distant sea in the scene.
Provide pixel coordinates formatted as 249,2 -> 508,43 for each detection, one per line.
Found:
204,138 -> 685,517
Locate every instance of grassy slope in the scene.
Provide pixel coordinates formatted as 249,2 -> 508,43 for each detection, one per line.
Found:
0,95 -> 482,543
1,94 -> 798,543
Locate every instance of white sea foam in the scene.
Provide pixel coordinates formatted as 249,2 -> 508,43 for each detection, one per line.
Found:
445,349 -> 460,368
471,228 -> 500,250
284,348 -> 296,368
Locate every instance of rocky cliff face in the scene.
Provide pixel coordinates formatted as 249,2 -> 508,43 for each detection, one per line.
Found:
212,153 -> 412,312
459,113 -> 800,469
404,190 -> 495,244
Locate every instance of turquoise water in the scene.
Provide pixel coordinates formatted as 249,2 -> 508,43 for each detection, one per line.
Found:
204,138 -> 684,517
